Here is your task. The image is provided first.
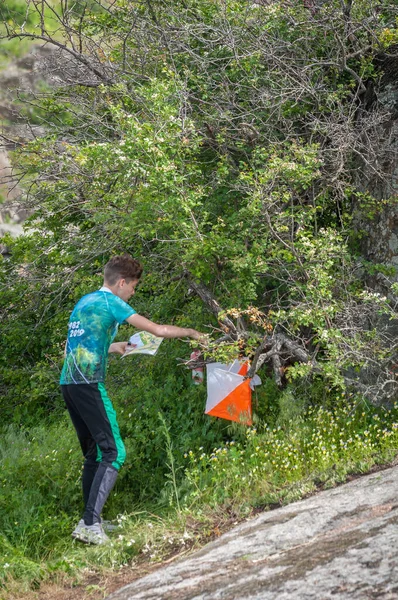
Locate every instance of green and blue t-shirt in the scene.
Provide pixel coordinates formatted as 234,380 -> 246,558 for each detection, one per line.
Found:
60,287 -> 136,385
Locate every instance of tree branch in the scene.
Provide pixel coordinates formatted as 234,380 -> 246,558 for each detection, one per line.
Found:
3,33 -> 114,85
187,277 -> 238,338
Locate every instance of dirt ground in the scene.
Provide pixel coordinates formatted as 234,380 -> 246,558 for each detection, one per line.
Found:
7,552 -> 189,600
7,517 -> 231,600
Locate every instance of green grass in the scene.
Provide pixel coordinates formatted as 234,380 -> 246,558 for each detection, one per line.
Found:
0,1 -> 65,69
1,396 -> 398,597
183,398 -> 398,509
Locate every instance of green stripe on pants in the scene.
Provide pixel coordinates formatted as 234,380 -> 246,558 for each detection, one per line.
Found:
98,383 -> 126,470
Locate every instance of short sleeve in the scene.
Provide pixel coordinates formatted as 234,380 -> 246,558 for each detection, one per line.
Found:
108,294 -> 136,324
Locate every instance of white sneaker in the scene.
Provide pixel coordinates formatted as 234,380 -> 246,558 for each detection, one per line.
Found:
72,520 -> 110,545
102,520 -> 118,532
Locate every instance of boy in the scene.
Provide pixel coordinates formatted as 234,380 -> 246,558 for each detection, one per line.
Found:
60,254 -> 202,545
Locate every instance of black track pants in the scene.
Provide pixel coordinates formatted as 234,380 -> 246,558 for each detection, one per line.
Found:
61,383 -> 126,524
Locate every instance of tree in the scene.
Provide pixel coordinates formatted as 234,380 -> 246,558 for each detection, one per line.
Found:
1,0 -> 398,419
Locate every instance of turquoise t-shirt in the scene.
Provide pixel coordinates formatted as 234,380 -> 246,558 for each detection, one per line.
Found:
60,288 -> 136,384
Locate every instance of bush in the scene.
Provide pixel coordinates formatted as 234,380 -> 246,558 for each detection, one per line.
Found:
183,400 -> 398,509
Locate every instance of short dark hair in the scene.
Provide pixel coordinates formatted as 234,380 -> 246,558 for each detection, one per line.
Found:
104,254 -> 143,285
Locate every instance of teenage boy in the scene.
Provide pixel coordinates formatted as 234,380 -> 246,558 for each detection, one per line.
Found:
60,254 -> 202,545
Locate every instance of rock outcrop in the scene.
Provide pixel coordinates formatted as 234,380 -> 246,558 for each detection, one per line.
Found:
107,466 -> 398,600
0,45 -> 55,234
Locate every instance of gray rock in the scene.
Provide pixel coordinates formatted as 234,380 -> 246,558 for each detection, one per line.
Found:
0,222 -> 23,236
107,466 -> 398,600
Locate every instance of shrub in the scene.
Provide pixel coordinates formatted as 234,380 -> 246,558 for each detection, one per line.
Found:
183,400 -> 398,509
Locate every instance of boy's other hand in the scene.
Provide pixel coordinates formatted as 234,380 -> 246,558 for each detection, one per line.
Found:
109,342 -> 128,355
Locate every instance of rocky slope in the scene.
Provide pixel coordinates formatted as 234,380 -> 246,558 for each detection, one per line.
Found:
107,465 -> 398,600
0,45 -> 54,238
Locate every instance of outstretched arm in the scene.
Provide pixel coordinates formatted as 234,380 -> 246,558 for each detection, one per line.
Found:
127,314 -> 202,340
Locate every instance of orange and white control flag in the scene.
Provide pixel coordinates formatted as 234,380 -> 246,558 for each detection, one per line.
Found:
205,360 -> 261,425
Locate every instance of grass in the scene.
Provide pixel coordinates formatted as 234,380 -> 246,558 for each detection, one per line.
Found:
183,398 -> 398,509
1,396 -> 398,598
0,1 -> 51,68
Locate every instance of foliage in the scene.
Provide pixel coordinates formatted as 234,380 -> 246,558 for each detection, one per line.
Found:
183,399 -> 398,508
0,421 -> 81,588
0,1 -> 61,63
1,0 -> 397,414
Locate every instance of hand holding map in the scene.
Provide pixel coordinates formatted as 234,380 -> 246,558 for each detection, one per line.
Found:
121,331 -> 163,357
